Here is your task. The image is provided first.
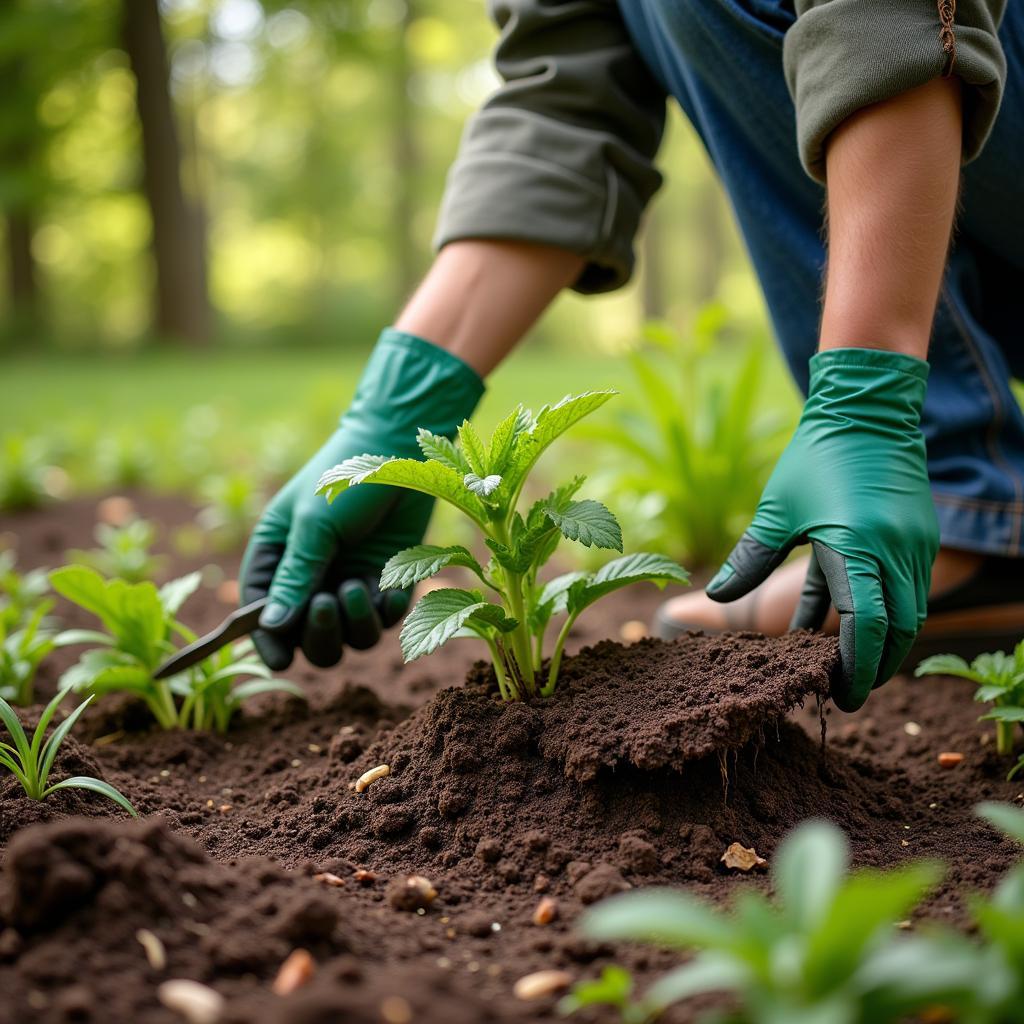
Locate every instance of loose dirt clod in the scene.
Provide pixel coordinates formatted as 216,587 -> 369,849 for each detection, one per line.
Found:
513,970 -> 573,1000
720,842 -> 767,872
271,948 -> 316,995
355,764 -> 390,793
388,874 -> 438,912
135,928 -> 167,970
938,752 -> 964,768
157,980 -> 225,1024
532,896 -> 558,926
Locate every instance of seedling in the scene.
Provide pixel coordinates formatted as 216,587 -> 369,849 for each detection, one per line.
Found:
69,519 -> 165,584
0,434 -> 58,510
197,472 -> 264,551
316,393 -> 689,700
0,550 -> 52,633
0,603 -> 57,706
0,689 -> 137,816
916,642 -> 1024,761
51,565 -> 304,731
565,821 -> 953,1024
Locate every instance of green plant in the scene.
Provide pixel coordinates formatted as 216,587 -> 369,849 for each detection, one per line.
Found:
0,689 -> 136,815
68,519 -> 165,583
582,317 -> 795,568
316,393 -> 689,700
94,430 -> 158,489
564,820 -> 958,1024
51,566 -> 304,731
916,641 -> 1024,763
0,433 -> 64,510
196,472 -> 264,550
0,603 -> 57,706
0,550 -> 52,633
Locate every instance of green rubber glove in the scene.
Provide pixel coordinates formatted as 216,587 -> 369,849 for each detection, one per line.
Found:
706,347 -> 938,712
241,329 -> 484,670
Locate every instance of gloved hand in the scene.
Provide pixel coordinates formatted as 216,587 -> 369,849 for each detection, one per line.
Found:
706,347 -> 938,711
241,329 -> 484,670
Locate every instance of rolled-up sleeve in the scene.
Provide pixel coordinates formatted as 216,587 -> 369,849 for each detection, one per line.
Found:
433,0 -> 667,294
784,0 -> 1007,182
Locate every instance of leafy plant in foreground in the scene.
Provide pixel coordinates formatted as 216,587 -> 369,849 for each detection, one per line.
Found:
68,518 -> 165,583
51,565 -> 304,731
0,603 -> 57,706
316,393 -> 689,700
916,641 -> 1024,765
0,689 -> 137,816
564,820 -> 955,1024
581,318 -> 795,568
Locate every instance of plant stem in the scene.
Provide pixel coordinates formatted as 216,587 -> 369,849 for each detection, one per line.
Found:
542,613 -> 577,697
996,719 -> 1016,757
485,636 -> 514,701
504,576 -> 536,695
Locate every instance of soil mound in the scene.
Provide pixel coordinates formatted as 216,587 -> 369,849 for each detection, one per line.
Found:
534,631 -> 839,780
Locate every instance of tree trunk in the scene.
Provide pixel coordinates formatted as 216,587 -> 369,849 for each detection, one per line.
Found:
391,0 -> 419,307
123,0 -> 210,344
5,208 -> 38,324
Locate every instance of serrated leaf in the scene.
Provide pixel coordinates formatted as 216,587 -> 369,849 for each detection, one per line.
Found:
317,457 -> 489,525
567,553 -> 690,616
544,499 -> 623,550
457,420 -> 488,476
416,429 -> 470,473
400,589 -> 506,662
486,408 -> 522,474
380,545 -> 485,590
463,473 -> 502,497
159,572 -> 202,616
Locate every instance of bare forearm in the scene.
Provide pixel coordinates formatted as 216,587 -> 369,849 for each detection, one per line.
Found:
820,77 -> 963,359
394,240 -> 585,377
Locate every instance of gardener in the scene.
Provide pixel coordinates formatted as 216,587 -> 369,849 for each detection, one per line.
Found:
241,0 -> 1022,712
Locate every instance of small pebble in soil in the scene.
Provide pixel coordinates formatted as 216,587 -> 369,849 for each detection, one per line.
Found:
313,872 -> 345,887
938,752 -> 964,768
532,896 -> 559,926
619,620 -> 648,643
513,970 -> 574,1001
353,869 -> 378,885
272,948 -> 316,995
720,843 -> 767,872
157,980 -> 224,1024
387,874 -> 438,912
379,995 -> 414,1024
904,721 -> 923,737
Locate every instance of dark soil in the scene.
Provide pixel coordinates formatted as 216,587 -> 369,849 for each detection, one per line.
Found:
1,493 -> 1021,1024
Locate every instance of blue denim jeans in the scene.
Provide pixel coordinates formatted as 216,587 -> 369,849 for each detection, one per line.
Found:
619,0 -> 1024,557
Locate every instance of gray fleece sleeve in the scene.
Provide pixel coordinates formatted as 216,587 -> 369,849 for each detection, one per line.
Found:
784,0 -> 1007,182
433,0 -> 667,294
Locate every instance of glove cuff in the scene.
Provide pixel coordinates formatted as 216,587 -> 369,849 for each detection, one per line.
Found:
342,329 -> 485,451
807,347 -> 929,425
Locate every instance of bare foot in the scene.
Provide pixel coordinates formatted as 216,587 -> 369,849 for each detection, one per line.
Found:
656,547 -> 985,637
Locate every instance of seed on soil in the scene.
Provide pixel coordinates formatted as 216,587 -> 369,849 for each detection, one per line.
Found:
720,843 -> 767,872
532,896 -> 558,926
904,721 -> 922,737
387,874 -> 438,912
938,751 -> 964,768
355,764 -> 390,793
97,495 -> 137,526
313,872 -> 346,887
218,805 -> 232,813
157,980 -> 225,1024
135,928 -> 166,970
271,948 -> 316,996
619,620 -> 648,643
513,970 -> 574,1001
353,869 -> 378,885
380,995 -> 414,1024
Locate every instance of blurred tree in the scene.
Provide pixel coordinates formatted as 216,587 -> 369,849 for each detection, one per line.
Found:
123,0 -> 211,344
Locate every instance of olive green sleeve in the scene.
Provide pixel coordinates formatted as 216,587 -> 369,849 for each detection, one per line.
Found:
784,0 -> 1007,182
433,0 -> 667,294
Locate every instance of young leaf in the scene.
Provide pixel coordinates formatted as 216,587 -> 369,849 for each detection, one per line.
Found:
48,565 -> 112,624
45,776 -> 138,817
530,571 -> 589,631
457,419 -> 489,476
543,499 -> 623,550
317,458 -> 489,525
581,889 -> 738,949
380,545 -> 486,590
400,589 -> 514,662
644,955 -> 751,1013
416,429 -> 470,473
567,554 -> 690,616
977,801 -> 1024,845
159,572 -> 203,616
486,407 -> 525,474
981,706 -> 1024,723
774,821 -> 850,932
463,473 -> 502,498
